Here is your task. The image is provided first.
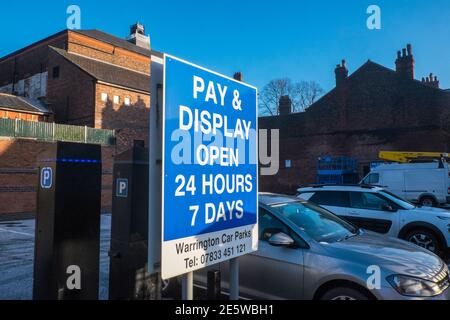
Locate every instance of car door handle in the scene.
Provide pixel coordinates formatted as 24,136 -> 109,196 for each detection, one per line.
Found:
349,211 -> 360,216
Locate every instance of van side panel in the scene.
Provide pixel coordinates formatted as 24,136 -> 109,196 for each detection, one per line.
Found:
379,170 -> 405,198
404,170 -> 446,203
371,162 -> 449,205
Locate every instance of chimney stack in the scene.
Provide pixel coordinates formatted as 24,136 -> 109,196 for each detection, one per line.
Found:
395,44 -> 415,79
335,59 -> 348,87
422,73 -> 440,89
279,95 -> 292,115
233,72 -> 243,82
127,22 -> 151,49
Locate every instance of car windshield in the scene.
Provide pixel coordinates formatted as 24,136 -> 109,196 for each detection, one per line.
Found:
270,201 -> 358,243
379,190 -> 416,210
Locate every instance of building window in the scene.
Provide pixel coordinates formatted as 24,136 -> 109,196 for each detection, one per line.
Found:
124,97 -> 131,106
113,95 -> 120,104
101,93 -> 108,102
52,66 -> 60,79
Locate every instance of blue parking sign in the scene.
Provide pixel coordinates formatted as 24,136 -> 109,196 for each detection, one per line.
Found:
161,55 -> 258,279
40,167 -> 53,189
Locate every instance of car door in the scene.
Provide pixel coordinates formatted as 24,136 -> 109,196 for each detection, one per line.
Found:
346,191 -> 399,237
234,208 -> 305,300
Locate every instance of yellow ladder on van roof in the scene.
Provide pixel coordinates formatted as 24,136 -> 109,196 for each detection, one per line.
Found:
379,151 -> 449,163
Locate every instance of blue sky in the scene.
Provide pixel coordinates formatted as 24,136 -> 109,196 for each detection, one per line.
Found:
1,0 -> 449,91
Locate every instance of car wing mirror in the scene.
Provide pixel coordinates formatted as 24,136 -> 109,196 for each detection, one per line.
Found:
268,232 -> 295,247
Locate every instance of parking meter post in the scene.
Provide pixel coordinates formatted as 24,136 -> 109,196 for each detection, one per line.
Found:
33,142 -> 101,300
109,141 -> 152,300
229,258 -> 239,300
182,272 -> 194,300
207,270 -> 221,300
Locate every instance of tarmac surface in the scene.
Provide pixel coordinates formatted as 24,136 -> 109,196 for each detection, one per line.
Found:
0,214 -> 111,300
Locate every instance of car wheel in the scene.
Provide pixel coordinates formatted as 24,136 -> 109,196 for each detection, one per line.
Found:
320,287 -> 371,300
420,196 -> 436,207
405,229 -> 441,255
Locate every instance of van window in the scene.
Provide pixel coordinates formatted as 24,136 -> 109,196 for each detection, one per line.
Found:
363,173 -> 379,185
309,191 -> 350,207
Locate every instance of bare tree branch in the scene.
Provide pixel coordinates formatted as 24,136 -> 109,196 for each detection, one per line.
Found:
259,78 -> 324,116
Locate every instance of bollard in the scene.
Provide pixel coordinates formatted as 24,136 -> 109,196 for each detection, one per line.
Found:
207,270 -> 221,300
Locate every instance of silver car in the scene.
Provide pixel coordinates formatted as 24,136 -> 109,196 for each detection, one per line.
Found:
191,193 -> 450,300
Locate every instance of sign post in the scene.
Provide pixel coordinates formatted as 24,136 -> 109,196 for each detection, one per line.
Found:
161,55 -> 258,296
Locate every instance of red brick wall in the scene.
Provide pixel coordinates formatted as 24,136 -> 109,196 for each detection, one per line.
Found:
259,63 -> 450,194
0,32 -> 68,88
0,138 -> 114,217
95,83 -> 150,153
0,30 -> 152,218
0,110 -> 46,121
46,49 -> 96,125
259,128 -> 450,194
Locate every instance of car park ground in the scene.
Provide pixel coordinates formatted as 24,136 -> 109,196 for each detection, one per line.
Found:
0,215 -> 111,300
0,213 -> 449,300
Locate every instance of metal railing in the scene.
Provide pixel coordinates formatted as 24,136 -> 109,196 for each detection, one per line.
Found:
0,118 -> 115,146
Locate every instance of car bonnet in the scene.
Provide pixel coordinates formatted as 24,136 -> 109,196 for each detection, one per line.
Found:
323,231 -> 444,281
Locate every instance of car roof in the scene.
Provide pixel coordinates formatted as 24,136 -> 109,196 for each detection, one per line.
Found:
297,185 -> 385,193
259,193 -> 304,206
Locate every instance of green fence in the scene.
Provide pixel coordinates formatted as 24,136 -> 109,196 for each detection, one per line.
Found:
0,119 -> 115,146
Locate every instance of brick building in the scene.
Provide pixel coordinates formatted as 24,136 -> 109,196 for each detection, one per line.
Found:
0,23 -> 161,150
0,23 -> 161,218
259,44 -> 450,194
0,93 -> 51,121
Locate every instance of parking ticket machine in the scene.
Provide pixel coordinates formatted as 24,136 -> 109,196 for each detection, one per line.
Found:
33,142 -> 101,300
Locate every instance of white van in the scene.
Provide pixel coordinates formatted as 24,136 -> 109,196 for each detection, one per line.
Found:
361,161 -> 450,207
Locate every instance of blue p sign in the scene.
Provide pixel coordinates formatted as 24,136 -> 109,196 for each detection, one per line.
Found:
116,178 -> 128,198
40,167 -> 52,189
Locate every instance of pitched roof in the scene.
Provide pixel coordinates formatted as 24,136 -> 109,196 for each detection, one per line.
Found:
50,46 -> 150,92
0,93 -> 51,114
259,59 -> 450,135
0,29 -> 163,63
306,60 -> 446,111
346,60 -> 446,91
73,29 -> 163,58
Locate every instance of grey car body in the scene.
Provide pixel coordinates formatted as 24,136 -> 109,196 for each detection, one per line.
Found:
193,194 -> 450,300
